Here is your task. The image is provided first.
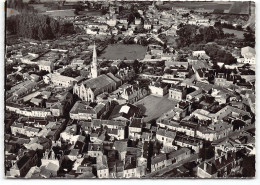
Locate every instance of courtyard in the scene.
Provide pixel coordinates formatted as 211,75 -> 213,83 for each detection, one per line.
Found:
134,94 -> 178,122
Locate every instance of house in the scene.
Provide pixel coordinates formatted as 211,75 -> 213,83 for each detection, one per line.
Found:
44,73 -> 78,88
166,148 -> 191,165
213,138 -> 242,158
214,73 -> 234,88
149,81 -> 168,97
90,130 -> 106,144
197,151 -> 243,178
144,21 -> 152,30
9,150 -> 38,177
41,149 -> 62,177
156,128 -> 176,147
24,137 -> 51,151
109,103 -> 141,121
120,84 -> 148,104
238,46 -> 255,64
151,153 -> 167,172
46,92 -> 73,117
70,101 -> 109,120
134,17 -> 141,25
88,143 -> 103,158
175,134 -> 203,153
169,86 -> 187,101
129,118 -> 143,140
99,119 -> 126,140
11,80 -> 39,98
113,140 -> 128,161
196,121 -> 233,141
192,50 -> 207,58
107,17 -> 117,27
38,60 -> 54,73
97,155 -> 109,178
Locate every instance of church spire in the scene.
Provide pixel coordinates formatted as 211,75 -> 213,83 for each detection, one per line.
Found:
91,42 -> 98,78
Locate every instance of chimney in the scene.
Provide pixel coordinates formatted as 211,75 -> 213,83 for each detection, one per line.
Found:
225,153 -> 228,160
203,162 -> 207,171
219,156 -> 222,164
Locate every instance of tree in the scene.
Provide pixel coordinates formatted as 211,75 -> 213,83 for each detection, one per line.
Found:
108,66 -> 118,75
6,14 -> 75,40
101,9 -> 108,15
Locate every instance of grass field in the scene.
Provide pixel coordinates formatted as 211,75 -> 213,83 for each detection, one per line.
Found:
41,9 -> 76,17
30,4 -> 49,12
160,2 -> 232,10
100,44 -> 147,60
223,28 -> 245,39
134,94 -> 178,122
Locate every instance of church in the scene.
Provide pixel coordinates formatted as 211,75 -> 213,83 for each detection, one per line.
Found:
73,43 -> 121,102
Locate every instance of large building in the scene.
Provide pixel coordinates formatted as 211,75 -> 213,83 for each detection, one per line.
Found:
73,74 -> 117,102
73,43 -> 120,102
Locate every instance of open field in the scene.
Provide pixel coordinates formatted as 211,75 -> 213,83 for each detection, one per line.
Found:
79,10 -> 102,17
30,4 -> 49,12
223,28 -> 245,39
100,44 -> 147,60
41,9 -> 76,17
160,2 -> 232,10
134,94 -> 178,122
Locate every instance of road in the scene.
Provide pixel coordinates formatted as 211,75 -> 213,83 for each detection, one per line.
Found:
143,153 -> 198,178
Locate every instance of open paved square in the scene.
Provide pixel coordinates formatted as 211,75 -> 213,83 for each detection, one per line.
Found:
134,94 -> 178,122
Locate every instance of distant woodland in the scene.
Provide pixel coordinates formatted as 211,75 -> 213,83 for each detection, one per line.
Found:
6,14 -> 75,40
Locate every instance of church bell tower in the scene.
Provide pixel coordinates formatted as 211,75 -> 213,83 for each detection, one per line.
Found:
91,43 -> 98,78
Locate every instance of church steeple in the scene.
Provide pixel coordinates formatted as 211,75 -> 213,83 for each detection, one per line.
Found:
91,42 -> 98,78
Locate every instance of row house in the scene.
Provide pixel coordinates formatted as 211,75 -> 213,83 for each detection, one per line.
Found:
97,155 -> 109,178
156,128 -> 176,147
197,151 -> 243,178
70,101 -> 110,120
88,143 -> 104,158
6,104 -> 52,118
11,122 -> 40,138
151,148 -> 191,173
196,121 -> 233,141
120,84 -> 148,104
166,148 -> 191,166
169,86 -> 187,102
9,150 -> 38,177
149,81 -> 168,97
129,118 -> 143,140
151,153 -> 167,172
174,134 -> 203,153
38,60 -> 54,73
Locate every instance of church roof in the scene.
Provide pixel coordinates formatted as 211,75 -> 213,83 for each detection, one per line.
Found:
81,74 -> 116,93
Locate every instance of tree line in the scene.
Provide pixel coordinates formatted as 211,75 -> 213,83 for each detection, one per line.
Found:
176,24 -> 225,48
6,14 -> 75,40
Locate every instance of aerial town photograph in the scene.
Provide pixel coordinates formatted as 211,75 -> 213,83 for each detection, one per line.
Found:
4,0 -> 256,179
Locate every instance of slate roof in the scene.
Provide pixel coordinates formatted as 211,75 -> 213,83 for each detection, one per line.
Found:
80,74 -> 116,93
109,103 -> 140,120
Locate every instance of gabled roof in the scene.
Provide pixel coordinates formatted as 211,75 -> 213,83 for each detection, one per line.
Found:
109,103 -> 140,120
80,74 -> 116,93
151,153 -> 167,165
